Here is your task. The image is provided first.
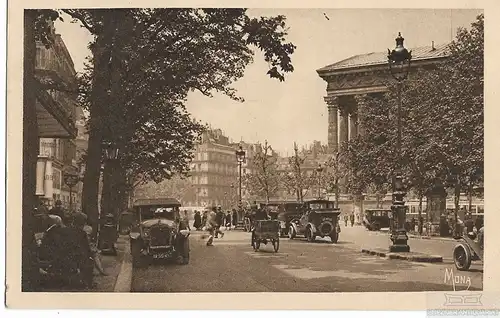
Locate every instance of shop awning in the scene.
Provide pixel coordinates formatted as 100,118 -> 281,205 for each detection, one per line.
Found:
36,89 -> 77,139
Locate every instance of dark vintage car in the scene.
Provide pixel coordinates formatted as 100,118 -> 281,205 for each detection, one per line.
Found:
129,198 -> 190,268
289,199 -> 341,243
276,202 -> 305,237
363,209 -> 391,231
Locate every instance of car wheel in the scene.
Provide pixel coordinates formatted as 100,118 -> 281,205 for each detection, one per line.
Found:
181,239 -> 190,265
306,227 -> 315,242
330,231 -> 339,243
288,226 -> 296,239
131,242 -> 144,268
273,238 -> 280,253
454,244 -> 472,271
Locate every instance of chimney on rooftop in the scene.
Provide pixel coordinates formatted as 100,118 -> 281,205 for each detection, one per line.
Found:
431,41 -> 435,51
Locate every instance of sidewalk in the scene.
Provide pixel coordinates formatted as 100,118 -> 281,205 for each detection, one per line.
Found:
378,227 -> 455,242
91,235 -> 131,292
339,225 -> 456,261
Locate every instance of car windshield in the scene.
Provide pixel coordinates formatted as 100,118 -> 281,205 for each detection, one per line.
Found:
140,206 -> 179,221
309,202 -> 334,210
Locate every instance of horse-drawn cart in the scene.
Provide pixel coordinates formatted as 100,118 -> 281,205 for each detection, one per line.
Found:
251,219 -> 280,252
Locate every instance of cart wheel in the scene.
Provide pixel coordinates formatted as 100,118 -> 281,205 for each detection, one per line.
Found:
454,244 -> 472,271
273,238 -> 280,253
253,239 -> 260,251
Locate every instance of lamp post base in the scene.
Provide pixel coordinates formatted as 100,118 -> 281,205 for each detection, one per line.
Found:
389,244 -> 410,253
390,230 -> 410,252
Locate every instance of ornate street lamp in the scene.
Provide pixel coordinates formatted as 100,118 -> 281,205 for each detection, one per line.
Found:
235,145 -> 246,225
316,163 -> 324,199
235,145 -> 246,205
102,140 -> 120,160
387,32 -> 412,253
100,140 -> 121,255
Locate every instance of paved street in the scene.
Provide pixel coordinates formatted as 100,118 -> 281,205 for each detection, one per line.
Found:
131,226 -> 483,292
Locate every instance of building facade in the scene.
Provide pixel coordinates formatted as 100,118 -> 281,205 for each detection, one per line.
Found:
35,24 -> 80,210
317,42 -> 449,186
188,129 -> 240,208
316,42 -> 483,223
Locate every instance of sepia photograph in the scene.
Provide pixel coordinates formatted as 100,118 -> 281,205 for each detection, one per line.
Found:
6,1 -> 495,311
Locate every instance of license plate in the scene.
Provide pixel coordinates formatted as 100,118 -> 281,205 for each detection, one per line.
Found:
153,251 -> 172,259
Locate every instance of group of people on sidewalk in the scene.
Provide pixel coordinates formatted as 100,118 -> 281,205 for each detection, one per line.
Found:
34,199 -> 109,290
193,207 -> 239,232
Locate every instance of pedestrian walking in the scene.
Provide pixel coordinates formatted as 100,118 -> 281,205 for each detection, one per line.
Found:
232,209 -> 238,228
344,214 -> 348,227
464,213 -> 474,234
349,213 -> 355,227
193,211 -> 202,230
201,211 -> 207,229
225,212 -> 232,230
205,209 -> 223,246
50,200 -> 65,220
215,206 -> 224,238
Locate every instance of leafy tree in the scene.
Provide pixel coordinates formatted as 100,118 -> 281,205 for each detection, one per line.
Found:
281,142 -> 314,202
342,94 -> 395,208
344,14 -> 483,230
244,141 -> 281,202
64,8 -> 296,236
134,175 -> 196,204
421,14 -> 483,230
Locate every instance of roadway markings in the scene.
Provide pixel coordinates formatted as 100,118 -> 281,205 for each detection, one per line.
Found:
272,264 -> 386,280
243,251 -> 288,258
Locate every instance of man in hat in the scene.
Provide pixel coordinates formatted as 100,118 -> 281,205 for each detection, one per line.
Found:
50,200 -> 65,220
205,208 -> 221,246
215,206 -> 225,238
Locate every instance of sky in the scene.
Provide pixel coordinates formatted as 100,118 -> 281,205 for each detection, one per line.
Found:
54,8 -> 482,155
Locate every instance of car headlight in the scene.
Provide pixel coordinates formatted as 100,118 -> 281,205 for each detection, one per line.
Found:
179,229 -> 190,236
130,232 -> 140,240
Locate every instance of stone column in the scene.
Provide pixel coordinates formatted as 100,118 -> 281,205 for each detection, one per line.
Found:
338,106 -> 349,194
339,106 -> 349,148
354,94 -> 368,136
324,96 -> 338,154
349,112 -> 358,140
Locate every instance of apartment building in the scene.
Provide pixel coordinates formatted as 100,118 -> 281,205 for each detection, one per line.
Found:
35,24 -> 79,209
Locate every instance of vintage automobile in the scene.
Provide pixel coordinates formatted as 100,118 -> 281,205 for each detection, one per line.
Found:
453,229 -> 483,271
363,209 -> 391,231
129,198 -> 190,268
277,202 -> 304,237
288,199 -> 341,243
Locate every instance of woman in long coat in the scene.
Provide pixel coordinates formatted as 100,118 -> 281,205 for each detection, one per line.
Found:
232,209 -> 238,228
193,211 -> 202,230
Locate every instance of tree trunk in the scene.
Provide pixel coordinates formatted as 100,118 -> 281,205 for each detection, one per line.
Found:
22,10 -> 39,292
82,12 -> 114,241
418,192 -> 423,235
468,180 -> 473,213
454,179 -> 461,237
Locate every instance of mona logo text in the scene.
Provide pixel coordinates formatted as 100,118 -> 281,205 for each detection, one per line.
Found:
444,268 -> 471,291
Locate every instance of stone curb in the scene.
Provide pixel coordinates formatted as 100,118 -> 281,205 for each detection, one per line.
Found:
375,230 -> 455,242
113,236 -> 133,292
361,248 -> 443,263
